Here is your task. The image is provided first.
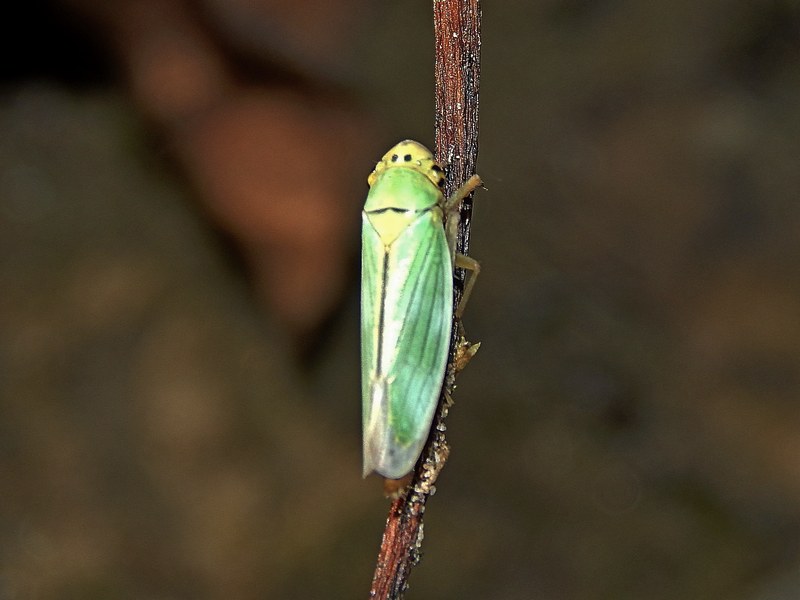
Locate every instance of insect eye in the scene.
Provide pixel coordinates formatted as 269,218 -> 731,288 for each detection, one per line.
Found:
391,154 -> 399,162
404,154 -> 412,162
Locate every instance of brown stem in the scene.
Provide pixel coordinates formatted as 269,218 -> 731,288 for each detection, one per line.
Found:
368,1 -> 481,598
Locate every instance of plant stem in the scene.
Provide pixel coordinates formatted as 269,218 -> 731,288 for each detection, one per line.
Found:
368,2 -> 481,598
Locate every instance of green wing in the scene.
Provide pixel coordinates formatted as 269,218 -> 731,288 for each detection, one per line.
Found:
361,209 -> 453,479
361,212 -> 387,477
361,212 -> 383,424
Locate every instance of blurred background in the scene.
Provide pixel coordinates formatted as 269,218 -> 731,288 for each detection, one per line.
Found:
2,0 -> 800,598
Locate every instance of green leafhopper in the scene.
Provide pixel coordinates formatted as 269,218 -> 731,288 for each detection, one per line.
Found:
361,140 -> 481,480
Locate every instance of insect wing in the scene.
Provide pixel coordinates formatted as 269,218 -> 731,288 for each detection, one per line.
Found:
360,212 -> 382,418
361,208 -> 453,478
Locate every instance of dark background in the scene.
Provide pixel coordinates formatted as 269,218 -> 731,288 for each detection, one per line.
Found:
2,1 -> 800,598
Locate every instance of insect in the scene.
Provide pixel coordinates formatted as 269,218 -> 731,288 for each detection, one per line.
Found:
361,139 -> 481,480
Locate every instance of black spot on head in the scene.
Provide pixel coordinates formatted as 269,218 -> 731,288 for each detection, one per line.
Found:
437,178 -> 445,188
391,154 -> 399,162
431,165 -> 443,173
404,154 -> 412,162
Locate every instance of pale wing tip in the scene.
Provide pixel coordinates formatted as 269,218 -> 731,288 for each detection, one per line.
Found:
362,436 -> 382,478
362,457 -> 376,479
363,443 -> 420,480
363,396 -> 424,479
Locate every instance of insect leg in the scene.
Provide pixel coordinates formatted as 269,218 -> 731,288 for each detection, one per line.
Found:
444,174 -> 482,213
454,252 -> 480,318
443,174 -> 482,254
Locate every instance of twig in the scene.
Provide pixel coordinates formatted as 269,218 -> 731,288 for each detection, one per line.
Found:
368,2 -> 481,599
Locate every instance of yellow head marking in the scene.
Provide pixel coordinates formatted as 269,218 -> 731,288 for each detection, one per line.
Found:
367,140 -> 446,190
